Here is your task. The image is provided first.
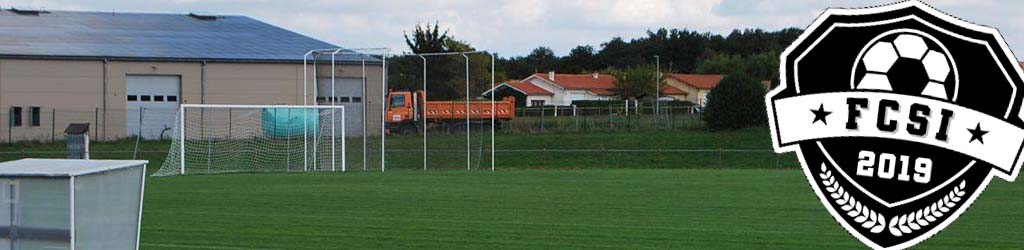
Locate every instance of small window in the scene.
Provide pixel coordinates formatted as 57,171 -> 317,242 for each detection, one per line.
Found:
166,95 -> 178,102
531,100 -> 546,107
141,95 -> 151,101
352,97 -> 362,103
127,95 -> 138,101
316,97 -> 327,102
154,95 -> 165,102
339,97 -> 351,103
30,107 -> 40,127
10,107 -> 22,127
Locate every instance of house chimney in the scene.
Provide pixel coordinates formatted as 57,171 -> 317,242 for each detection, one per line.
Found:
548,71 -> 556,81
592,72 -> 599,79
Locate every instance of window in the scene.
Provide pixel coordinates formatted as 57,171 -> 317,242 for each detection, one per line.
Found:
127,95 -> 138,101
390,95 -> 406,108
166,95 -> 178,102
339,97 -> 351,103
531,100 -> 545,107
30,107 -> 40,127
9,107 -> 21,127
352,97 -> 362,103
141,95 -> 151,101
316,97 -> 327,103
154,95 -> 165,102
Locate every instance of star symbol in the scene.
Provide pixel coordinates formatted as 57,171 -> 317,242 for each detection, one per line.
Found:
810,103 -> 832,125
967,123 -> 989,144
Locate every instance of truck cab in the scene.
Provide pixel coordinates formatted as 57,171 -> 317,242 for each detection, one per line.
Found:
385,90 -> 423,134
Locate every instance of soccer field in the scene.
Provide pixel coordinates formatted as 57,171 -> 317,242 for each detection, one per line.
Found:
139,169 -> 1024,249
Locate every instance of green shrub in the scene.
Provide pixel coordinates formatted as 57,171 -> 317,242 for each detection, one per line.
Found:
702,73 -> 767,130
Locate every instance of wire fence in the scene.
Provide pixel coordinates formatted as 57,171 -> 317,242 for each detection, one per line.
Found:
0,107 -> 179,144
0,105 -> 797,172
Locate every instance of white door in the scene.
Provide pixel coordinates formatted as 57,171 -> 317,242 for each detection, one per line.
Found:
317,77 -> 364,136
126,75 -> 180,140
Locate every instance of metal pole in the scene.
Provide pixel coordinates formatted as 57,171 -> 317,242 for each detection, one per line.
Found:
342,106 -> 346,172
51,108 -> 55,143
382,49 -> 388,172
654,55 -> 660,116
420,55 -> 427,171
331,49 -> 340,172
313,53 -> 319,171
462,53 -> 470,171
489,53 -> 495,172
302,50 -> 313,171
362,56 -> 368,171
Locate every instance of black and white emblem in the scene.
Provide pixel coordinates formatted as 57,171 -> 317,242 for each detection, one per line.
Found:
767,1 -> 1024,249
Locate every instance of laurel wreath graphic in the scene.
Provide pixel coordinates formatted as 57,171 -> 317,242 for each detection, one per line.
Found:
817,164 -> 968,237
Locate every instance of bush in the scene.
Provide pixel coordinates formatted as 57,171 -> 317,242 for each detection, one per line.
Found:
702,73 -> 767,130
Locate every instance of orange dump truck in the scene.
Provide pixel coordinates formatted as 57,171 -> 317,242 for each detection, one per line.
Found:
385,90 -> 515,134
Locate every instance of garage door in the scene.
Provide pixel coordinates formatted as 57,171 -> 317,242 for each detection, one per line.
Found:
126,75 -> 180,140
317,77 -> 364,136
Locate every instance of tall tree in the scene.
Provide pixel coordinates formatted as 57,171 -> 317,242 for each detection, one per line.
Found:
613,64 -> 662,99
562,45 -> 597,73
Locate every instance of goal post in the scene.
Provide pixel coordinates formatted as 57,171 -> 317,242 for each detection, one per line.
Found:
153,104 -> 345,176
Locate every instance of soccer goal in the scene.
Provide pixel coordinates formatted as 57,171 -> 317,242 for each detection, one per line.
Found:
153,104 -> 346,176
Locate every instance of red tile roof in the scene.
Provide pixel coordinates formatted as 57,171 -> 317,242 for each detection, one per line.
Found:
531,73 -> 617,96
661,85 -> 688,95
666,74 -> 724,90
506,81 -> 553,95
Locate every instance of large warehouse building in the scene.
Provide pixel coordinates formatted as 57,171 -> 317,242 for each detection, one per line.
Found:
0,9 -> 382,142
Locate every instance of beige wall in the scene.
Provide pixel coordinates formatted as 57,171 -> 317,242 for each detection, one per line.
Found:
664,78 -> 710,106
0,58 -> 383,142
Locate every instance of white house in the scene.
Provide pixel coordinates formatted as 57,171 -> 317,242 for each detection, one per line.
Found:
485,72 -> 616,107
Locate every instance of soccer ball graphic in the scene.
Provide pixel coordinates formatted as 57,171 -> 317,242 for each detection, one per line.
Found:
854,31 -> 955,100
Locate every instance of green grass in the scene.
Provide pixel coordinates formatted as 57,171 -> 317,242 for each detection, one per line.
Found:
140,169 -> 1024,249
0,129 -> 1020,248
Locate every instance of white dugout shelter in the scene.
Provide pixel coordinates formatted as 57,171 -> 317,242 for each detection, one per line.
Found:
0,159 -> 147,250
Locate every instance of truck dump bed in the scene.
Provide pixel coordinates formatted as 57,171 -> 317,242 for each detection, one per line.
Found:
423,98 -> 515,121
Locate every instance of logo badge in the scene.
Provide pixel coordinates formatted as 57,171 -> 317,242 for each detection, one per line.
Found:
767,1 -> 1024,249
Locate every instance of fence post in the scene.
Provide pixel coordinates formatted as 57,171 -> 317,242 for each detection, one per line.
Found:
539,106 -> 545,132
8,107 -> 12,145
94,108 -> 99,140
573,105 -> 579,132
717,147 -> 723,168
51,108 -> 56,143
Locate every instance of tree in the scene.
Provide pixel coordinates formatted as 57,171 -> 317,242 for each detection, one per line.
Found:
562,45 -> 596,73
389,22 -> 496,100
702,73 -> 767,130
613,64 -> 662,99
404,22 -> 448,54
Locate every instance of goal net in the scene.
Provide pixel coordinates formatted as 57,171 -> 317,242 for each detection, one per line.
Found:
153,104 -> 346,176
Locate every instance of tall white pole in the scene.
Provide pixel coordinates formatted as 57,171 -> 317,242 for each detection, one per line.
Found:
302,50 -> 313,171
331,49 -> 339,172
489,53 -> 495,172
655,55 -> 660,116
313,53 -> 319,171
362,56 -> 368,171
462,53 -> 470,171
342,106 -> 346,172
382,49 -> 388,172
420,55 -> 428,171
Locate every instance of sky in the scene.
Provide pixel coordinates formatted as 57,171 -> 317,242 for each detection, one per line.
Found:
4,0 -> 1024,58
